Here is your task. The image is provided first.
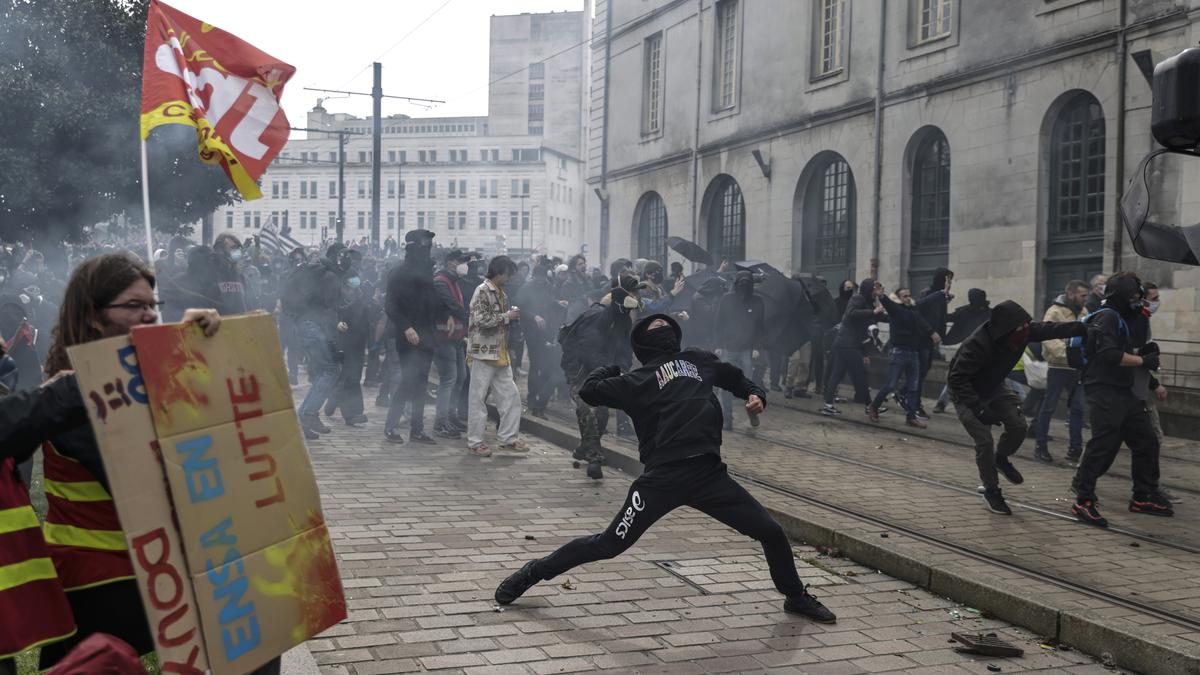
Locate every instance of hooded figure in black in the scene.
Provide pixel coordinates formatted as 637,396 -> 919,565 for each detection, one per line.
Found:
714,271 -> 765,430
519,259 -> 565,416
384,230 -> 445,444
911,267 -> 954,416
947,300 -> 1085,515
494,314 -> 837,625
558,275 -> 640,476
1070,274 -> 1172,526
942,289 -> 991,346
822,279 -> 882,412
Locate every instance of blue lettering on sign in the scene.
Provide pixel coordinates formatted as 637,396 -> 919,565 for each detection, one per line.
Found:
116,345 -> 149,404
200,517 -> 262,661
176,435 -> 224,503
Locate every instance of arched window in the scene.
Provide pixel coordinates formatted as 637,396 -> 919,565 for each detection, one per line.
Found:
634,192 -> 668,265
705,176 -> 745,263
912,132 -> 950,253
1050,94 -> 1106,239
794,152 -> 856,281
1042,91 -> 1105,307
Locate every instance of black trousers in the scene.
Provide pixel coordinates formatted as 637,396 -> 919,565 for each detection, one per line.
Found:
769,350 -> 791,388
328,346 -> 366,421
824,347 -> 870,405
1072,387 -> 1161,502
533,456 -> 807,598
526,339 -> 551,412
386,343 -> 433,433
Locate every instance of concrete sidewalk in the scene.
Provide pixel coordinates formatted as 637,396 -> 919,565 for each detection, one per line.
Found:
301,405 -> 1110,674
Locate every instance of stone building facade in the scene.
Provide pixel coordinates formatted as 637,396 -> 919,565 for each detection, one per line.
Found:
585,0 -> 1200,348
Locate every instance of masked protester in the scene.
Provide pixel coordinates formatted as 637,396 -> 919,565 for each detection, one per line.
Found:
323,262 -> 374,427
1070,273 -> 1173,526
833,279 -> 855,318
278,247 -> 309,385
912,267 -> 953,419
559,274 -> 640,479
211,232 -> 248,316
1030,280 -> 1090,462
519,259 -> 562,418
639,261 -> 686,315
948,300 -> 1085,515
13,254 -> 249,672
289,245 -> 346,439
683,276 -> 727,349
494,314 -> 837,625
431,250 -> 470,438
384,230 -> 443,445
714,271 -> 765,430
465,256 -> 528,456
932,288 -> 992,413
822,279 -> 882,415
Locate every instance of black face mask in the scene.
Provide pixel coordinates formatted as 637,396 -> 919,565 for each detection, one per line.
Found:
639,327 -> 679,355
648,271 -> 663,285
736,282 -> 753,298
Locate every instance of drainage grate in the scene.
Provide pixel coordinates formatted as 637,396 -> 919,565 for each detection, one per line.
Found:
654,550 -> 847,596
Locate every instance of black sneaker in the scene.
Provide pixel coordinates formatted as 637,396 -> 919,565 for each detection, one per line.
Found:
783,591 -> 837,624
572,445 -> 591,461
323,401 -> 338,418
384,428 -> 406,444
1034,446 -> 1053,463
586,459 -> 603,480
433,423 -> 461,439
914,407 -> 930,420
996,459 -> 1024,485
410,432 -> 438,445
495,561 -> 541,605
345,414 -> 368,426
783,388 -> 794,399
1066,447 -> 1082,462
1072,500 -> 1108,527
983,490 -> 1012,515
820,405 -> 841,416
833,396 -> 847,404
875,405 -> 889,415
374,395 -> 390,408
302,426 -> 319,441
529,409 -> 549,420
1129,493 -> 1174,517
932,402 -> 947,414
794,390 -> 812,399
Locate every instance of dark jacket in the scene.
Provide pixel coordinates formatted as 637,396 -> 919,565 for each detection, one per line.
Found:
833,279 -> 878,351
579,314 -> 765,470
917,267 -> 954,347
560,270 -> 592,323
947,300 -> 1086,411
943,289 -> 991,346
0,374 -> 88,466
299,259 -> 344,334
518,275 -> 560,347
714,291 -> 765,352
1082,278 -> 1148,391
878,295 -> 933,351
560,300 -> 634,378
386,254 -> 443,352
1084,290 -> 1105,314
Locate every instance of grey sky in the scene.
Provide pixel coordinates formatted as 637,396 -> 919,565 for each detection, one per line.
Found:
168,0 -> 587,138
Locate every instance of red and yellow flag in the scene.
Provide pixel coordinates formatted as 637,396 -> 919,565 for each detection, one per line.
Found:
140,0 -> 294,200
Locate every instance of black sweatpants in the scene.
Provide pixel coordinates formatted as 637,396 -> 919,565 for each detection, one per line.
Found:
1072,386 -> 1161,502
532,455 -> 806,598
824,347 -> 870,405
386,342 -> 434,434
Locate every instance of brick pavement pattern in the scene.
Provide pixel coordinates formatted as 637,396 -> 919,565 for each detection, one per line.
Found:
301,391 -> 1112,674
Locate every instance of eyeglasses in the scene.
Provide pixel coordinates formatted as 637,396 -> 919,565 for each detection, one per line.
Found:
99,300 -> 164,313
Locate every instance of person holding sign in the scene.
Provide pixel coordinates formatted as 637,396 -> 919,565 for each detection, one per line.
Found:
16,253 -> 269,672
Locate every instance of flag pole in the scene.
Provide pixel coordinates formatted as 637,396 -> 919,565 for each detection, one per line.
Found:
140,138 -> 163,323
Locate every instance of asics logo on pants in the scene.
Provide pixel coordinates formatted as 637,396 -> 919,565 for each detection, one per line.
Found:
615,491 -> 645,539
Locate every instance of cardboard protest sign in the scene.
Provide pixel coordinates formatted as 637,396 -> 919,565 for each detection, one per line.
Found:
68,336 -> 210,675
71,314 -> 346,674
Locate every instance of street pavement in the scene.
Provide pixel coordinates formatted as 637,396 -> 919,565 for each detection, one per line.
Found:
302,391 -> 1114,674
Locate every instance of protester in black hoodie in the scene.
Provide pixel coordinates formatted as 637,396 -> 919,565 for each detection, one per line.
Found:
912,267 -> 953,417
384,230 -> 444,445
932,288 -> 991,413
714,271 -> 765,430
494,314 -> 837,625
948,300 -> 1085,515
822,279 -> 883,415
1070,273 -> 1172,527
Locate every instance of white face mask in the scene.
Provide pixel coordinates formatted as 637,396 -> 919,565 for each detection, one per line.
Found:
455,263 -> 469,276
621,295 -> 641,310
1147,299 -> 1161,315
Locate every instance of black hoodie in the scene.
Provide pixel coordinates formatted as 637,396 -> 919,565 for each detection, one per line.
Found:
833,279 -> 878,351
916,267 -> 953,347
579,314 -> 766,469
947,300 -> 1086,411
1082,276 -> 1147,390
943,289 -> 991,346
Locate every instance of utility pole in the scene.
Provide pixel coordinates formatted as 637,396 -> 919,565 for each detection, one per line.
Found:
305,73 -> 443,249
287,126 -> 363,245
520,193 -> 526,256
397,161 -> 404,235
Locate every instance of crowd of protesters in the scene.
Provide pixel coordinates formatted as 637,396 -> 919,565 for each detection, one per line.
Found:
0,226 -> 1181,671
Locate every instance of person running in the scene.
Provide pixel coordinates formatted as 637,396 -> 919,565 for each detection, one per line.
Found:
494,314 -> 837,624
869,287 -> 939,428
947,300 -> 1086,515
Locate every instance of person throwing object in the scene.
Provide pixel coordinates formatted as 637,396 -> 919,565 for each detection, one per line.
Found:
494,314 -> 836,623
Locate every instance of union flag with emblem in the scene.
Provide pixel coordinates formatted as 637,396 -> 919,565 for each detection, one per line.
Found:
140,0 -> 294,200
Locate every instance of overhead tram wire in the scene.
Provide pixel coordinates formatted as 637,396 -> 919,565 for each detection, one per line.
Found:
334,0 -> 456,90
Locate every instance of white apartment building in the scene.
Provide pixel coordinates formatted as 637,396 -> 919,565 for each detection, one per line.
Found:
217,9 -> 588,261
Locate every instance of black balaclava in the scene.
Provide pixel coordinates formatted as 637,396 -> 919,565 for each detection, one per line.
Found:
968,288 -> 988,309
734,270 -> 754,299
858,278 -> 876,298
643,261 -> 664,285
1103,276 -> 1145,318
631,313 -> 683,363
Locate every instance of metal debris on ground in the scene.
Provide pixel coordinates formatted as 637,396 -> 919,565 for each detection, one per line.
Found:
560,579 -> 575,590
951,632 -> 1025,657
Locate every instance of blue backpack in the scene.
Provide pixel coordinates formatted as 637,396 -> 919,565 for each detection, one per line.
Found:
1065,308 -> 1128,369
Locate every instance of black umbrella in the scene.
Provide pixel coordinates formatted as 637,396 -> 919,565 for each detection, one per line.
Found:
669,268 -> 722,313
666,237 -> 713,266
791,273 -> 840,327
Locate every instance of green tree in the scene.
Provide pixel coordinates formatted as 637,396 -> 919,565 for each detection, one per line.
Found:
0,0 -> 236,245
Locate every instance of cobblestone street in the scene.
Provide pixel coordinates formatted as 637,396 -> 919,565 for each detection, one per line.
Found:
304,400 -> 1111,674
